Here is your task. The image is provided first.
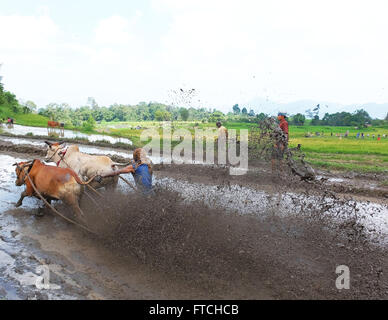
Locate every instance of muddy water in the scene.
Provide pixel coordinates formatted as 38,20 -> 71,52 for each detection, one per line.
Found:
2,124 -> 132,145
1,137 -> 132,159
0,152 -> 275,299
0,137 -> 186,164
1,137 -> 388,299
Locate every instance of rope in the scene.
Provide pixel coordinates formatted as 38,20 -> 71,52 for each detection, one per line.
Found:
119,175 -> 138,192
25,174 -> 96,234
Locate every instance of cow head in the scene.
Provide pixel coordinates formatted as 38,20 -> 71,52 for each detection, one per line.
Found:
13,161 -> 33,186
44,141 -> 65,163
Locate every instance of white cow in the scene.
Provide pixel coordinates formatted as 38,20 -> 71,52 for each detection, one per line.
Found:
44,141 -> 125,189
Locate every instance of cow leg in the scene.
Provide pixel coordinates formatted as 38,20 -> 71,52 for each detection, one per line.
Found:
105,176 -> 118,191
64,194 -> 87,223
15,191 -> 27,207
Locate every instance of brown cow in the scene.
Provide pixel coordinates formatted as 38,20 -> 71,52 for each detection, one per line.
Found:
47,121 -> 60,128
14,159 -> 98,220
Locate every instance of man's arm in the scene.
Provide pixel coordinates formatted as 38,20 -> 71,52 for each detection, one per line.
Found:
101,165 -> 135,178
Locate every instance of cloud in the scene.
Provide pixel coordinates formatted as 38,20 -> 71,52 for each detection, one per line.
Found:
94,15 -> 133,46
0,14 -> 58,51
154,0 -> 388,109
1,1 -> 388,118
0,10 -> 150,107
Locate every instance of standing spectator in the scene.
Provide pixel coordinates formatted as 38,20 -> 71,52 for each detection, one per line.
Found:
271,112 -> 289,173
216,121 -> 228,141
356,132 -> 360,139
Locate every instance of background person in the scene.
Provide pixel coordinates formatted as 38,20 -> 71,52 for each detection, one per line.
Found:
216,121 -> 228,165
271,112 -> 289,173
216,121 -> 228,141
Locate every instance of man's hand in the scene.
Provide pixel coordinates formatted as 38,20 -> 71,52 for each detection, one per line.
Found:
121,166 -> 135,174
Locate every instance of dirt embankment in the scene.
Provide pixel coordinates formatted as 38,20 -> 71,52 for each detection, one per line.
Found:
0,132 -> 134,150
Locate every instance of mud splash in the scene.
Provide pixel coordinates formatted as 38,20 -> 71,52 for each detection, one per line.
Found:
83,186 -> 388,299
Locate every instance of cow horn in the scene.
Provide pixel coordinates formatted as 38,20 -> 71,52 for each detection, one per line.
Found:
44,141 -> 52,146
12,162 -> 18,166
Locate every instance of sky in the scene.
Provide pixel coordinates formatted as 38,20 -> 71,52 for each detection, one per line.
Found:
0,0 -> 388,118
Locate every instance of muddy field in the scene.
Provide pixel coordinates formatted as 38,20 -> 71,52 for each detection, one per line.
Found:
0,137 -> 388,300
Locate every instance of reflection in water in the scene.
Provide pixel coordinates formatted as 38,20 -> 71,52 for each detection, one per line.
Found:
2,124 -> 132,145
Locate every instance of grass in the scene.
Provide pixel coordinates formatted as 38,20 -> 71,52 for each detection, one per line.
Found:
0,105 -> 49,127
287,126 -> 388,173
289,137 -> 388,156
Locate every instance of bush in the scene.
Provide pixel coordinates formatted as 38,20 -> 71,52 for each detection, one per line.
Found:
82,116 -> 96,132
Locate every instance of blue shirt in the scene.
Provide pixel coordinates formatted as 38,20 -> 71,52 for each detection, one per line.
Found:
132,163 -> 153,195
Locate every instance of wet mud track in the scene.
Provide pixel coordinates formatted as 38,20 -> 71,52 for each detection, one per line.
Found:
1,137 -> 388,299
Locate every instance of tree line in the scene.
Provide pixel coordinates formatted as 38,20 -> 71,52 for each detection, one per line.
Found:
1,81 -> 387,128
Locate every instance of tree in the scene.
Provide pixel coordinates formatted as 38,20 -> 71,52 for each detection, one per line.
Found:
311,115 -> 320,126
154,109 -> 164,121
180,108 -> 189,121
232,104 -> 240,115
241,107 -> 248,115
248,109 -> 255,117
82,115 -> 95,131
385,112 -> 388,121
256,112 -> 268,122
293,113 -> 306,126
320,109 -> 371,126
352,109 -> 372,127
22,100 -> 37,114
209,110 -> 225,122
155,110 -> 171,121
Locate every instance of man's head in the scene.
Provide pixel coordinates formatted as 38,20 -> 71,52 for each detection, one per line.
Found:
216,121 -> 222,128
277,112 -> 287,121
133,148 -> 152,173
133,148 -> 148,163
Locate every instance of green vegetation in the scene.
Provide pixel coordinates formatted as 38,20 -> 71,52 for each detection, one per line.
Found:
0,82 -> 49,127
288,125 -> 388,173
1,75 -> 387,174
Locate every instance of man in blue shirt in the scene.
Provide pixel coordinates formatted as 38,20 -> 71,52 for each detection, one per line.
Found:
100,148 -> 153,195
129,148 -> 153,195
